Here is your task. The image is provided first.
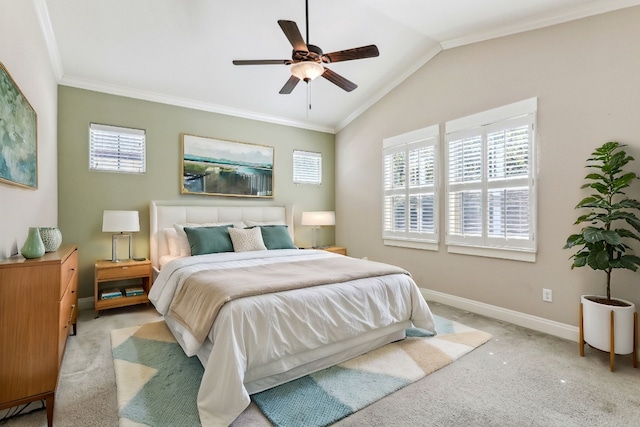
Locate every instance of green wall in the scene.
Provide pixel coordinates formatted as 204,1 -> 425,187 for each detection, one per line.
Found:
58,86 -> 335,299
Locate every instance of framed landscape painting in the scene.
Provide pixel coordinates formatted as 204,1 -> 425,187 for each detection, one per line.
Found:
0,62 -> 37,189
181,134 -> 274,198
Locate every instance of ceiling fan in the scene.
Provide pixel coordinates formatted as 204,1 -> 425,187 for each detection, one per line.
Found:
232,0 -> 379,94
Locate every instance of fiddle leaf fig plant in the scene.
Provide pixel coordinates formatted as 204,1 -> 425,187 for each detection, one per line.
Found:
564,141 -> 640,302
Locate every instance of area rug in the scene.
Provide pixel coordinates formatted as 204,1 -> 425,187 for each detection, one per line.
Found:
111,315 -> 491,427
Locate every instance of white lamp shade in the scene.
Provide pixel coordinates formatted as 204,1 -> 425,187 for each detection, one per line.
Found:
301,211 -> 335,226
102,210 -> 140,233
290,62 -> 324,81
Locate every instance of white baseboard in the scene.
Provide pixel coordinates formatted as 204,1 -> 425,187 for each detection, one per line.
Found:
421,288 -> 580,343
78,296 -> 94,312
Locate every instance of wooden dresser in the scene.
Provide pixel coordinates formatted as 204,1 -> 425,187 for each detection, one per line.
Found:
0,245 -> 78,427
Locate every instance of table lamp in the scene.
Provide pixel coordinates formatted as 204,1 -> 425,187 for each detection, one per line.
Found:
102,210 -> 140,262
301,211 -> 335,248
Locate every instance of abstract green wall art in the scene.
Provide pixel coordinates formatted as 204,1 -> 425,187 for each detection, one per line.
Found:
0,62 -> 37,189
181,133 -> 274,198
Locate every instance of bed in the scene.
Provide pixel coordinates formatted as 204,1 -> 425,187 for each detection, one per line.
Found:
148,200 -> 436,426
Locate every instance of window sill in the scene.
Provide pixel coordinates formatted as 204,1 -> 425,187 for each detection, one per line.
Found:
447,244 -> 536,262
383,239 -> 438,251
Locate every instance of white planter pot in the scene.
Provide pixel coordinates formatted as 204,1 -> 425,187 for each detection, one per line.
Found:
581,295 -> 636,355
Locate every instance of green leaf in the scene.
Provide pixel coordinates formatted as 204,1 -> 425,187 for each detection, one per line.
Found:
564,234 -> 584,249
601,230 -> 621,245
616,255 -> 640,271
588,183 -> 609,195
612,199 -> 640,209
625,215 -> 640,233
584,173 -> 606,181
615,228 -> 640,241
582,227 -> 603,243
613,172 -> 636,188
587,250 -> 610,270
571,252 -> 589,268
622,254 -> 640,264
574,213 -> 596,225
575,196 -> 600,208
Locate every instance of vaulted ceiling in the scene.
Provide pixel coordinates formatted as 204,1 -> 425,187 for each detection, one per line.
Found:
38,0 -> 640,133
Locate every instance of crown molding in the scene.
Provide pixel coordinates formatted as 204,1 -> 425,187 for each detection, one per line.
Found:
33,0 -> 63,80
35,0 -> 640,135
58,75 -> 335,134
441,0 -> 640,50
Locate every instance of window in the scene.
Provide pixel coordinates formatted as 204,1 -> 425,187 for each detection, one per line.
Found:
382,125 -> 439,250
445,98 -> 537,261
293,150 -> 322,185
89,123 -> 146,173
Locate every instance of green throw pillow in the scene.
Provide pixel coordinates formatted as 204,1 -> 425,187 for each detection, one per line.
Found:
184,225 -> 233,255
258,225 -> 297,250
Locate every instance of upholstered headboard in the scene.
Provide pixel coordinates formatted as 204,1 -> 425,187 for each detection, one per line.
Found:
150,200 -> 294,273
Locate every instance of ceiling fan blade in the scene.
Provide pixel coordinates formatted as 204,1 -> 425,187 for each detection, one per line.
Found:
322,45 -> 379,63
232,59 -> 290,65
279,75 -> 300,94
321,68 -> 357,92
278,20 -> 308,53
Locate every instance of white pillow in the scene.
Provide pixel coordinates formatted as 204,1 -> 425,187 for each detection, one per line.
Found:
163,228 -> 180,256
173,222 -> 247,256
229,227 -> 267,252
245,220 -> 286,227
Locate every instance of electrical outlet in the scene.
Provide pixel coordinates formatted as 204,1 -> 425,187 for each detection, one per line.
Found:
542,288 -> 552,302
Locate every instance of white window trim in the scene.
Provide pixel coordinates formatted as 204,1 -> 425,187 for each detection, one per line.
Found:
293,149 -> 322,185
89,123 -> 146,174
382,124 -> 440,250
444,98 -> 537,262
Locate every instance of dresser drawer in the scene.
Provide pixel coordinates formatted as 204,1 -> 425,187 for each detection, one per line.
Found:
96,263 -> 150,281
60,249 -> 78,299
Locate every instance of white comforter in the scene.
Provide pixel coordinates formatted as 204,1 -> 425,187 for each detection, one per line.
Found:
149,249 -> 436,426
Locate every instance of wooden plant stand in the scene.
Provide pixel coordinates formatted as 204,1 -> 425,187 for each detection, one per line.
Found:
579,302 -> 638,372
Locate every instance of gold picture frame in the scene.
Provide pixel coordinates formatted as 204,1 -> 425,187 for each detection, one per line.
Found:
181,133 -> 274,198
0,62 -> 37,189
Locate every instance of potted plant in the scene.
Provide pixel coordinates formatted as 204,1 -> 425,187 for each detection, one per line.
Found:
564,141 -> 640,363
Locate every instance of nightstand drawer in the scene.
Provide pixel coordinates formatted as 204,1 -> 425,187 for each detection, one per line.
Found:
97,263 -> 150,281
322,246 -> 347,256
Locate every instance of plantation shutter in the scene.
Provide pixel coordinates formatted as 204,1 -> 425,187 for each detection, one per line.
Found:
293,150 -> 322,185
486,117 -> 532,243
445,100 -> 536,254
383,125 -> 439,246
447,132 -> 483,243
90,123 -> 146,173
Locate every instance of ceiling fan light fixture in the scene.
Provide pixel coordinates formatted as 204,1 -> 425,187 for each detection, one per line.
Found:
290,61 -> 324,82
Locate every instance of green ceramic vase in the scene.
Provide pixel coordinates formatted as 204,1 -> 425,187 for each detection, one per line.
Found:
21,227 -> 45,259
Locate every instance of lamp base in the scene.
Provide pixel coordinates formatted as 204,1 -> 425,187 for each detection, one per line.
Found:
111,233 -> 133,262
311,226 -> 322,249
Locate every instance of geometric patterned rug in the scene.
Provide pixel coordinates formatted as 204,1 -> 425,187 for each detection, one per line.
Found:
111,315 -> 491,427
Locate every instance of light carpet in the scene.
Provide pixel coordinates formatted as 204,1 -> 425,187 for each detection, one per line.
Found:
111,315 -> 491,426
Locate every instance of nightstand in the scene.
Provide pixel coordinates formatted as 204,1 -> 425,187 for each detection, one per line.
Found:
320,246 -> 347,256
94,259 -> 152,317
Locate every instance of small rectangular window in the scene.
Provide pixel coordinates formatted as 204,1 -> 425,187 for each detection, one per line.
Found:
90,123 -> 146,173
293,150 -> 322,185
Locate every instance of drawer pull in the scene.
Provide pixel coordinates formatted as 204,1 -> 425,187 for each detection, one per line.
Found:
122,266 -> 129,270
68,304 -> 76,324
